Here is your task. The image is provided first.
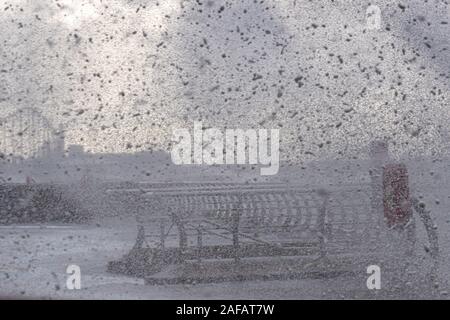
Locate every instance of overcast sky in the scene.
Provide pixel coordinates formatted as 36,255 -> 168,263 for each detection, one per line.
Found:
0,0 -> 449,162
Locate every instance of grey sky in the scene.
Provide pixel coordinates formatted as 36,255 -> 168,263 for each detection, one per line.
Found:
0,0 -> 449,162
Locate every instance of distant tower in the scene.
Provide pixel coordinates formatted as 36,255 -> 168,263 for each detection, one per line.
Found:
54,124 -> 65,157
370,140 -> 389,164
369,140 -> 389,216
440,126 -> 450,157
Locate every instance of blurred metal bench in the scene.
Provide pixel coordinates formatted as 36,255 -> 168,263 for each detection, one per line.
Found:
107,181 -> 418,283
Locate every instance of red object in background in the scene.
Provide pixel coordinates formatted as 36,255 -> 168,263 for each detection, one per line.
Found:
383,163 -> 412,228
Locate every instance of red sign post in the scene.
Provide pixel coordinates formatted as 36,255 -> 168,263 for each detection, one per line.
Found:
383,163 -> 412,229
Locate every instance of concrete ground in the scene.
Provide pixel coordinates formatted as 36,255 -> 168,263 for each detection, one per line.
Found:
0,215 -> 448,300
